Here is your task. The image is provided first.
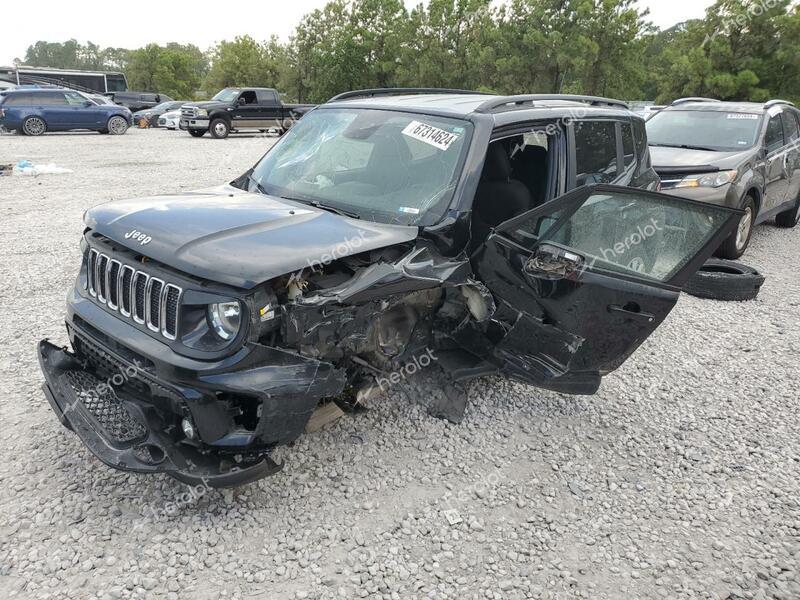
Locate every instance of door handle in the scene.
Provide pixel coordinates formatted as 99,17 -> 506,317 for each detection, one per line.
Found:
608,303 -> 655,322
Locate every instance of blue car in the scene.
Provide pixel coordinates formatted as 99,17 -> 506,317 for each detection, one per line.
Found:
0,88 -> 132,136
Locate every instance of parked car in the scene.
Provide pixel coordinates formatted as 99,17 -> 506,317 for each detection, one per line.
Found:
38,89 -> 739,487
0,88 -> 132,135
107,91 -> 174,113
132,101 -> 187,128
157,109 -> 181,130
180,87 -> 315,138
647,97 -> 800,258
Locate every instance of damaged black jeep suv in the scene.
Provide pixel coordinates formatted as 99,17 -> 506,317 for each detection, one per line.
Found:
38,89 -> 741,487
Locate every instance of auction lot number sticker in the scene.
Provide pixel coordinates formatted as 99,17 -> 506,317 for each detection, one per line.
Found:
402,121 -> 459,151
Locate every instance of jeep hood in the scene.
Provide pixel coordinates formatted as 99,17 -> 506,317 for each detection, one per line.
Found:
650,146 -> 752,173
84,185 -> 419,289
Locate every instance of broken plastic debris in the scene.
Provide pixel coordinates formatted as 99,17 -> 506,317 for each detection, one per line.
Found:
443,509 -> 463,525
13,160 -> 72,177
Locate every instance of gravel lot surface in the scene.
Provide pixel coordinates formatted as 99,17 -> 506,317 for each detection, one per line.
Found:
1,129 -> 799,600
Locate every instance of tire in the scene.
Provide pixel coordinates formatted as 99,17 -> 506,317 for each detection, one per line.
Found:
188,129 -> 206,138
107,116 -> 129,135
209,118 -> 230,139
683,259 -> 765,302
716,195 -> 755,259
22,116 -> 47,136
775,194 -> 800,228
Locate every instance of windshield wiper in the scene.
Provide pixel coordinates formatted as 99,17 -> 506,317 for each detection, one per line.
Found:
248,174 -> 269,195
651,143 -> 719,152
278,195 -> 361,219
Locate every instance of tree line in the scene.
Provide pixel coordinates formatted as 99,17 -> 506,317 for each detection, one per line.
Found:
16,0 -> 800,104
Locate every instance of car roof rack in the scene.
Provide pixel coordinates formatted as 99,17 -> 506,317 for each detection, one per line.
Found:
474,94 -> 629,113
671,97 -> 721,106
327,88 -> 491,103
764,99 -> 795,109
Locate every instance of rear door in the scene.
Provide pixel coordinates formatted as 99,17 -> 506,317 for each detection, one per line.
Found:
256,89 -> 283,129
473,184 -> 740,394
764,112 -> 790,212
37,92 -> 74,127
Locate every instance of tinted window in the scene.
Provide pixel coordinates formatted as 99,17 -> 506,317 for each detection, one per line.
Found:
574,121 -> 618,186
37,92 -> 68,106
5,93 -> 32,105
621,123 -> 635,168
781,112 -> 800,144
765,115 -> 785,153
257,90 -> 278,104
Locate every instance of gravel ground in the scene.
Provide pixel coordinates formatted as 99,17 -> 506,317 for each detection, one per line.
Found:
1,128 -> 799,600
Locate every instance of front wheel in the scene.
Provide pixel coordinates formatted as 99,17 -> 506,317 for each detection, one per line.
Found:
775,194 -> 800,228
717,196 -> 755,259
188,129 -> 206,138
209,118 -> 230,139
107,116 -> 129,135
22,116 -> 47,136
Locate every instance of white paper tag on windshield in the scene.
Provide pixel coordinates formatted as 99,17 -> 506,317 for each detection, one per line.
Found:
727,113 -> 759,120
402,121 -> 459,151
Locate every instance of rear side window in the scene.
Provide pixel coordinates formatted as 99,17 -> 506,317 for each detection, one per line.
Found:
37,92 -> 68,106
4,93 -> 32,106
621,123 -> 636,168
574,121 -> 618,186
781,112 -> 800,144
257,90 -> 278,104
765,115 -> 785,153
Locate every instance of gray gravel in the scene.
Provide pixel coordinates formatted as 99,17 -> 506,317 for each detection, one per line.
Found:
1,129 -> 799,600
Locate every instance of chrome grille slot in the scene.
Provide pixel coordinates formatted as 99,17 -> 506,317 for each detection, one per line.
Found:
87,250 -> 98,295
85,247 -> 183,341
107,260 -> 121,310
97,255 -> 109,302
163,285 -> 181,339
132,272 -> 149,324
146,278 -> 165,332
119,265 -> 134,316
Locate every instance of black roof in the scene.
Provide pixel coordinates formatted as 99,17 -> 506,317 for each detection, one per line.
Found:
322,89 -> 636,122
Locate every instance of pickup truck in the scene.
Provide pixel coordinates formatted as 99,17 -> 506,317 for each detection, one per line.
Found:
180,87 -> 315,138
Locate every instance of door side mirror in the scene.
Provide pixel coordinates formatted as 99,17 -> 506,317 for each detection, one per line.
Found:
83,101 -> 94,107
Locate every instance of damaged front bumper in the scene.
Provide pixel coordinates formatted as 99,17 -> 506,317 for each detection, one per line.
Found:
38,296 -> 346,487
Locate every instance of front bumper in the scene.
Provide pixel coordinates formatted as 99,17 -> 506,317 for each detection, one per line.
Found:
38,290 -> 347,487
180,118 -> 209,130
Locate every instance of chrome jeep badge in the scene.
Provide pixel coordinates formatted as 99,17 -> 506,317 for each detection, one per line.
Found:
124,229 -> 152,246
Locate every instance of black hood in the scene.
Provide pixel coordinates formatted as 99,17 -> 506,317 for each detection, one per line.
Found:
183,100 -> 229,110
84,185 -> 419,289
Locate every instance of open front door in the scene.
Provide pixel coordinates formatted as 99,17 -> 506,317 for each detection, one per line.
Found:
473,184 -> 741,394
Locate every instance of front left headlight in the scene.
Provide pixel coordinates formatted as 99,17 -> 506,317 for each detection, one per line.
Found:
675,170 -> 738,189
208,301 -> 242,341
196,108 -> 208,117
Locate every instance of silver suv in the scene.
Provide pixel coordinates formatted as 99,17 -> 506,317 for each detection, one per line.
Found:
647,98 -> 800,258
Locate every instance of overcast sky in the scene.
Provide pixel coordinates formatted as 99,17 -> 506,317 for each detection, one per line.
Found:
1,0 -> 715,66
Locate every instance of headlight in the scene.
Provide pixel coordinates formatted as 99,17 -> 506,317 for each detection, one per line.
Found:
675,170 -> 738,189
208,301 -> 242,340
196,108 -> 208,117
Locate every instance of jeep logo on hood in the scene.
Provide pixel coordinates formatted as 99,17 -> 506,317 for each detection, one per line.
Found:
124,229 -> 152,246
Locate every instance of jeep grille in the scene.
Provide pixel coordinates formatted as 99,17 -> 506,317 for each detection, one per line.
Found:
87,249 -> 181,341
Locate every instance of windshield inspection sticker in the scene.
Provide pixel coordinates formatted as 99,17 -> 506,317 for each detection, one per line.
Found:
402,121 -> 459,151
398,207 -> 420,214
727,113 -> 759,120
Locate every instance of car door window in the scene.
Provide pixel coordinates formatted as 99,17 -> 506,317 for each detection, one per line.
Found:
38,92 -> 68,106
573,121 -> 618,186
256,90 -> 278,105
239,91 -> 257,105
781,112 -> 800,144
64,91 -> 87,106
503,187 -> 734,283
621,123 -> 636,169
765,115 -> 785,154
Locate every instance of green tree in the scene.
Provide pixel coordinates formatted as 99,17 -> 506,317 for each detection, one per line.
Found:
126,43 -> 207,99
204,35 -> 282,92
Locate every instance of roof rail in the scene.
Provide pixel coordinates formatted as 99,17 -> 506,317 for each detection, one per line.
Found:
474,94 -> 629,114
764,99 -> 795,109
671,97 -> 720,106
327,88 -> 491,103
